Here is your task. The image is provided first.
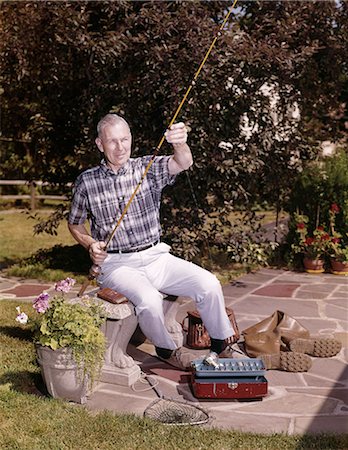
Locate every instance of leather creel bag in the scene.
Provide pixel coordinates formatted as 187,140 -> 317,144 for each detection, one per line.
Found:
97,287 -> 128,305
182,307 -> 240,349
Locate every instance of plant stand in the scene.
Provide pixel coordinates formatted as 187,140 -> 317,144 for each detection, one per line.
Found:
78,292 -> 184,387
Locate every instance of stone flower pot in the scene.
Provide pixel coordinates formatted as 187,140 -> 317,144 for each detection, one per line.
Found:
303,257 -> 325,274
36,345 -> 89,404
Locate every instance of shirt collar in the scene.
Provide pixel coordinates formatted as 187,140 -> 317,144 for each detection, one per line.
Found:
100,159 -> 131,176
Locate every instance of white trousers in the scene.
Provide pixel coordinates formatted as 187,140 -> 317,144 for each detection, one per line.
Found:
98,242 -> 235,350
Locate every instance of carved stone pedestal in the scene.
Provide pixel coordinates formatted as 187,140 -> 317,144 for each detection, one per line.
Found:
71,294 -> 142,386
99,302 -> 141,386
85,291 -> 184,387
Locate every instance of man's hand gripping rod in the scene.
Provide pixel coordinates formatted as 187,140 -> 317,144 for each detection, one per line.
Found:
77,1 -> 238,297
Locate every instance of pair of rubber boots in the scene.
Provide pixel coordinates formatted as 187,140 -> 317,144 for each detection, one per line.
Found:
242,310 -> 342,372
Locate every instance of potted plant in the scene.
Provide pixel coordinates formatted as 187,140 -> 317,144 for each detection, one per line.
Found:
15,277 -> 106,403
291,213 -> 330,273
328,203 -> 348,274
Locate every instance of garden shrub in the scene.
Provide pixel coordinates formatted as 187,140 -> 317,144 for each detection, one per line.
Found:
286,148 -> 348,261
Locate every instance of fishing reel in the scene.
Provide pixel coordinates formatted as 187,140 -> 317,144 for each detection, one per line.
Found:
203,351 -> 222,369
78,264 -> 101,297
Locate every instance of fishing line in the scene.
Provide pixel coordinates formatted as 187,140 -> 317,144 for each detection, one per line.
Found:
79,1 -> 239,296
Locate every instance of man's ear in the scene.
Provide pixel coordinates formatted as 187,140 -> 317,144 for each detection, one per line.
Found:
95,137 -> 104,153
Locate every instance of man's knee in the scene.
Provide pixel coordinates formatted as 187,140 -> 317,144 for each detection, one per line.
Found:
134,292 -> 164,319
198,272 -> 221,296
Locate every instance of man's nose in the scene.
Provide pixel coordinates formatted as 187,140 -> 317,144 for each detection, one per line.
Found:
115,142 -> 123,152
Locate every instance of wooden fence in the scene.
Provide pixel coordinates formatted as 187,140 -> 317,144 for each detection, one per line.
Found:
0,180 -> 71,210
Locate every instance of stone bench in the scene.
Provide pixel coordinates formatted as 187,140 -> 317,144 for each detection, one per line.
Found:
86,290 -> 184,386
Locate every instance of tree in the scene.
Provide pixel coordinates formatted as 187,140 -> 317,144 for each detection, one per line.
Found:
0,1 -> 347,258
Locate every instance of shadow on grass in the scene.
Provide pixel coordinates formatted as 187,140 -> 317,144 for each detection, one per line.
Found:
0,257 -> 18,270
24,244 -> 91,274
0,370 -> 48,397
0,325 -> 34,342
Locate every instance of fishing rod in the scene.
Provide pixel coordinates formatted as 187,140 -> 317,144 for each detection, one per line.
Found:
78,0 -> 238,296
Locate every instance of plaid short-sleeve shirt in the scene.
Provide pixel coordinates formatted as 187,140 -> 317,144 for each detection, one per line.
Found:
68,155 -> 176,251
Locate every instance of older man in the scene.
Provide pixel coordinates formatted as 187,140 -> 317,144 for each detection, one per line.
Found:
68,113 -> 237,370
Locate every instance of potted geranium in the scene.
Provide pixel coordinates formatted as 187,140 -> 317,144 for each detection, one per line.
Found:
328,203 -> 348,274
291,213 -> 330,273
15,277 -> 106,403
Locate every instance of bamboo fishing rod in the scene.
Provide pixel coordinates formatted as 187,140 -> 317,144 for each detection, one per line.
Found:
78,0 -> 238,296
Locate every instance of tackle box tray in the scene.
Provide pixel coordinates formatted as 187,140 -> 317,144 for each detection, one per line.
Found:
191,358 -> 266,378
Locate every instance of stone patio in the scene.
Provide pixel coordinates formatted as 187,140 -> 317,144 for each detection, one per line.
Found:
1,268 -> 347,435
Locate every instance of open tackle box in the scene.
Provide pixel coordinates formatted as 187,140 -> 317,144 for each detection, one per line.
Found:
190,358 -> 268,400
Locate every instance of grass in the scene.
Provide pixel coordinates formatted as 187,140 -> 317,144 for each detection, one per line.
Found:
0,210 -> 88,283
0,210 -> 75,266
1,302 -> 347,450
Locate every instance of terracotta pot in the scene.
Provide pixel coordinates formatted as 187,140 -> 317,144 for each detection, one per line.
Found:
303,257 -> 325,274
330,258 -> 348,275
36,345 -> 89,404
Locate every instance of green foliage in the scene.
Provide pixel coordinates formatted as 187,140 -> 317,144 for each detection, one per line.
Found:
1,1 -> 347,258
225,211 -> 279,268
329,245 -> 348,263
285,150 -> 348,268
327,204 -> 348,262
286,149 -> 348,263
290,213 -> 331,259
32,295 -> 106,385
6,263 -> 75,283
228,240 -> 278,267
287,149 -> 348,232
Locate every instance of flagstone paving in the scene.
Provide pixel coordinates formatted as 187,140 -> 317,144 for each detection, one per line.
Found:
1,268 -> 347,435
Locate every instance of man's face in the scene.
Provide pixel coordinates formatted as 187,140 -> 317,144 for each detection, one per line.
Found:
95,121 -> 132,171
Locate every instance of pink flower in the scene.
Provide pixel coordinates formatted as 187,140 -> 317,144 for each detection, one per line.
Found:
54,277 -> 76,293
33,292 -> 50,313
297,223 -> 306,229
331,237 -> 340,244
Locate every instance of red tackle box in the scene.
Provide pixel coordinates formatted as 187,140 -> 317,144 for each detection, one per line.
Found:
190,374 -> 268,399
190,357 -> 268,400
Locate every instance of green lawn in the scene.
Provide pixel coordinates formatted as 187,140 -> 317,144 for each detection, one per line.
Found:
0,210 -> 90,282
0,210 -> 75,265
1,303 -> 346,450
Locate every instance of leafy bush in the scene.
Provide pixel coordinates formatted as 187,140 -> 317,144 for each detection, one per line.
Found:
228,240 -> 278,267
286,149 -> 348,263
225,211 -> 278,268
287,149 -> 348,232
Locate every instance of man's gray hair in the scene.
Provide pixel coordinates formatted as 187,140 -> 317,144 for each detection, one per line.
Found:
97,114 -> 129,137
